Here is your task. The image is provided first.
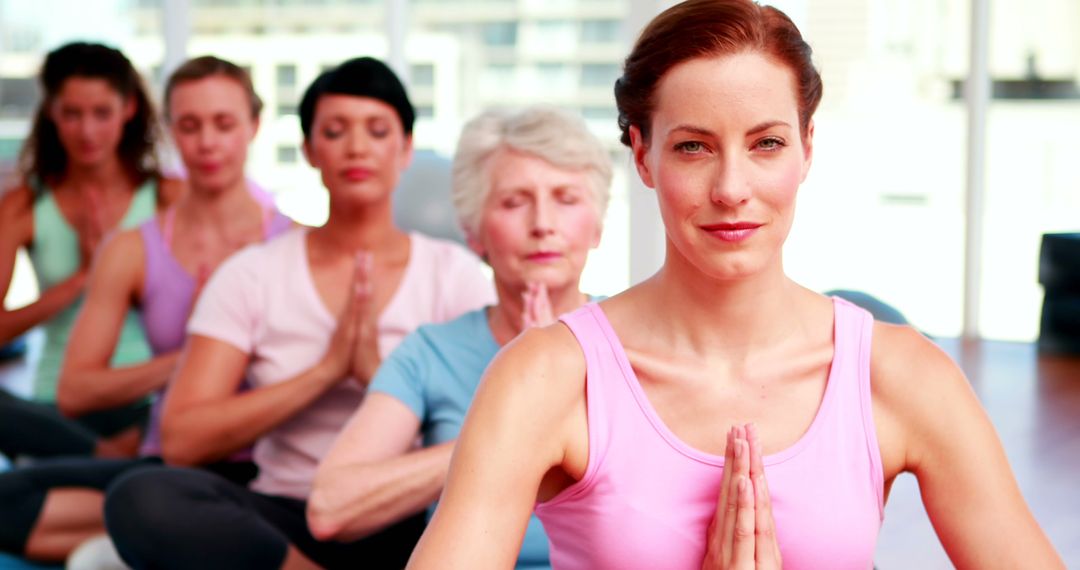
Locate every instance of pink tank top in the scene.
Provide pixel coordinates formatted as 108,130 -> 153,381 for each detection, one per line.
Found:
535,297 -> 883,570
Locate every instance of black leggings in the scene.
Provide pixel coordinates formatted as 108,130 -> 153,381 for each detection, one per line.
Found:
0,457 -> 257,558
0,388 -> 149,460
105,466 -> 425,570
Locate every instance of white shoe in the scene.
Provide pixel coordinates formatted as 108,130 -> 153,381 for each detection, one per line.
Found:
66,534 -> 129,570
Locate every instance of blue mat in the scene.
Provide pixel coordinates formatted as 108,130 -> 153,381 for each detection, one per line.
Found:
0,553 -> 61,570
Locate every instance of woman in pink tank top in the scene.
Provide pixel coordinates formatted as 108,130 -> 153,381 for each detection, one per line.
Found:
409,1 -> 1064,569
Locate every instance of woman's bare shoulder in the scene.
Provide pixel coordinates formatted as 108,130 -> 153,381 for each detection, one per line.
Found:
871,323 -> 964,395
0,185 -> 33,215
869,322 -> 977,440
0,185 -> 34,244
486,323 -> 587,398
90,228 -> 148,293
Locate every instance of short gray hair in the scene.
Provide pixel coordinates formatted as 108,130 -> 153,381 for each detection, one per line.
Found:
451,107 -> 613,236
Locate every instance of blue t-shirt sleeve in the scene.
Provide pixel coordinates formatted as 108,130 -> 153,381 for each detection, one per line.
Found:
369,330 -> 430,422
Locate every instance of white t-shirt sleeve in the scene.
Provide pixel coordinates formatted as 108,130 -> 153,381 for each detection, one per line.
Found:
187,246 -> 264,354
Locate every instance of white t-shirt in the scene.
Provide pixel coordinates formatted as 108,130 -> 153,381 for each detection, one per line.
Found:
188,227 -> 494,499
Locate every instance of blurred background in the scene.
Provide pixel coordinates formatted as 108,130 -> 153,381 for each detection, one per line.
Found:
1,0 -> 1077,342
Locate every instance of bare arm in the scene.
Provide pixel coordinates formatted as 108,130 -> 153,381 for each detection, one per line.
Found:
408,326 -> 587,569
160,335 -> 345,466
0,187 -> 88,345
309,393 -> 451,541
873,324 -> 1064,569
57,230 -> 179,416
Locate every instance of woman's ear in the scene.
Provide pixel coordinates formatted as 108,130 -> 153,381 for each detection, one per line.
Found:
464,227 -> 485,260
800,120 -> 815,182
249,116 -> 261,142
629,125 -> 655,189
122,97 -> 137,122
399,135 -> 414,172
301,140 -> 316,168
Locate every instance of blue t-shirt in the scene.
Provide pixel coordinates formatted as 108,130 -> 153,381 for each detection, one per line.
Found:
369,307 -> 551,570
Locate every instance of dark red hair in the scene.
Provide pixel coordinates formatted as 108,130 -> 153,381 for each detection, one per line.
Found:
614,0 -> 822,146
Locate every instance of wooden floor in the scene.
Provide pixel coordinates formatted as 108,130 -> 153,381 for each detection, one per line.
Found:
2,333 -> 1079,566
875,339 -> 1080,568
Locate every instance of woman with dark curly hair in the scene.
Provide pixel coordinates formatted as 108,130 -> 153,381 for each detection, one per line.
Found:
0,42 -> 182,459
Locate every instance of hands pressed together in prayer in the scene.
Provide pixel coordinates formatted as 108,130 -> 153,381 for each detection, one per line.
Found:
702,423 -> 782,570
522,281 -> 555,329
322,252 -> 382,386
75,188 -> 109,270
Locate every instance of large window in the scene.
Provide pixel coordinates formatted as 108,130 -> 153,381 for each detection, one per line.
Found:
979,0 -> 1080,341
4,0 -> 1078,340
776,0 -> 970,337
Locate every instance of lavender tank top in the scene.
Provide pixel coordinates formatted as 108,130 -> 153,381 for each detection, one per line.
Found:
137,207 -> 293,456
535,297 -> 883,570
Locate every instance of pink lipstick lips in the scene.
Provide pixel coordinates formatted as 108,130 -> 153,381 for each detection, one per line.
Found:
701,222 -> 762,243
525,251 -> 562,263
342,167 -> 373,182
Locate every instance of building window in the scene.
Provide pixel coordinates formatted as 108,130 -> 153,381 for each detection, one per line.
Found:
580,63 -> 620,88
580,19 -> 620,44
276,64 -> 297,89
581,105 -> 617,121
411,64 -> 435,88
537,62 -> 569,83
0,78 -> 39,119
277,145 -> 298,164
482,22 -> 517,47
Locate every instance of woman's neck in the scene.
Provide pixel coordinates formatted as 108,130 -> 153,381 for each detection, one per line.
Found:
176,178 -> 259,229
489,279 -> 588,346
311,199 -> 406,255
61,156 -> 131,191
641,239 -> 809,356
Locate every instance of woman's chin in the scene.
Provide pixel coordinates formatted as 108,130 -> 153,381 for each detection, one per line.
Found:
327,184 -> 393,208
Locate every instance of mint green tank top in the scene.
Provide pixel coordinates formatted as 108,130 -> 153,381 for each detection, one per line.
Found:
27,180 -> 157,402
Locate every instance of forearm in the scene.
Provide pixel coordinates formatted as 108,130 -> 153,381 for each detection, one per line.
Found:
0,271 -> 85,344
57,351 -> 180,417
308,441 -> 454,541
162,363 -> 339,466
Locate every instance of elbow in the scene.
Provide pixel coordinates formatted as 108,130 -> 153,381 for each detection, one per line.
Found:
160,442 -> 203,468
160,422 -> 208,467
307,474 -> 386,542
160,441 -> 201,468
306,485 -> 348,542
55,380 -> 93,418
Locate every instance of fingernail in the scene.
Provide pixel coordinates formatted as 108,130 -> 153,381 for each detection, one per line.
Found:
735,440 -> 743,458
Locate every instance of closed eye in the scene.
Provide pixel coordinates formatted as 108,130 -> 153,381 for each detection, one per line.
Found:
555,188 -> 582,205
502,195 -> 527,208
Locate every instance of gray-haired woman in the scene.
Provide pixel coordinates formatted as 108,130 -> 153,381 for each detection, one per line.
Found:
309,106 -> 612,570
